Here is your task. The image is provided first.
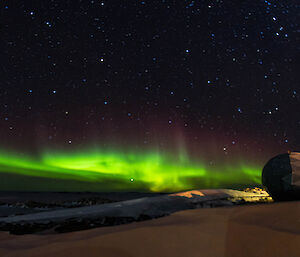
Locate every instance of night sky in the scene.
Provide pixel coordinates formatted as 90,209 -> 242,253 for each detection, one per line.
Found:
0,1 -> 299,191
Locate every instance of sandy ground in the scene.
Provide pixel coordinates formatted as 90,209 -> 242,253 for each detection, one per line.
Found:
0,201 -> 299,257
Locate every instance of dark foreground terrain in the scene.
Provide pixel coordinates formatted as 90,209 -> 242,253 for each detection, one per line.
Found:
0,200 -> 299,257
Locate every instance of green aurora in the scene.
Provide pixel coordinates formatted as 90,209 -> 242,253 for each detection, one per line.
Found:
0,148 -> 262,192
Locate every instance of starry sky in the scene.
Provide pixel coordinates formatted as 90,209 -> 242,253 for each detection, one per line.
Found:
0,1 -> 299,191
